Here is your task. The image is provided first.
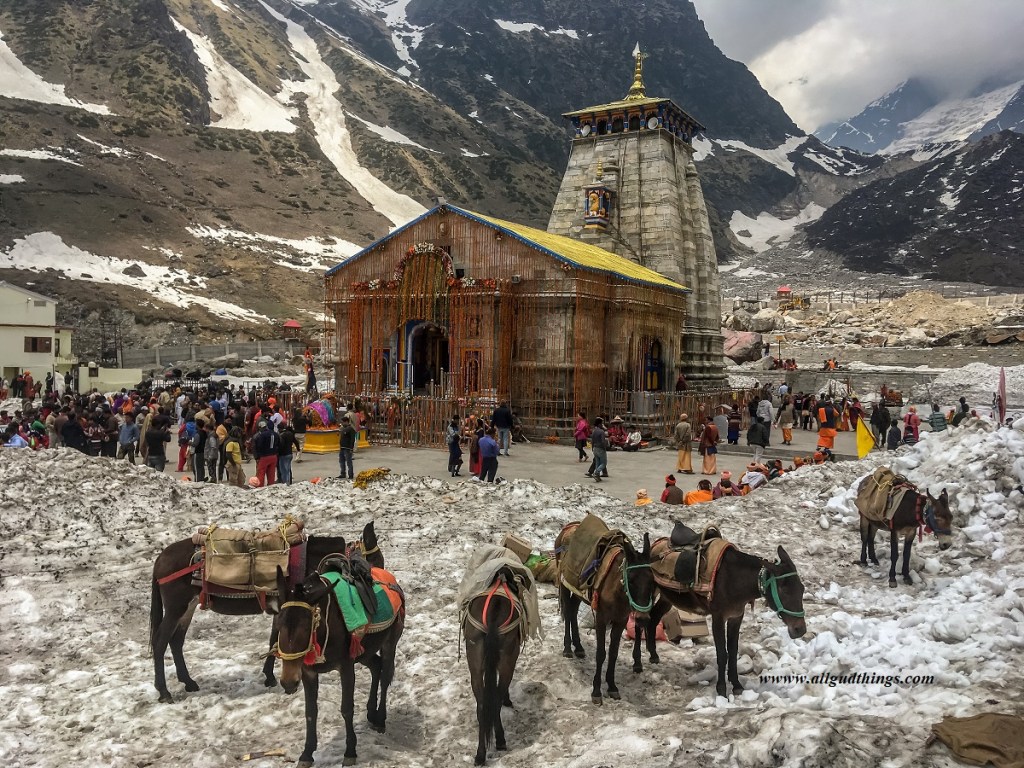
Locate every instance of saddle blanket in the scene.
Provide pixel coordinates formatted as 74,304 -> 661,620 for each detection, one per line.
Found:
197,520 -> 305,591
324,567 -> 403,635
559,513 -> 627,598
856,467 -> 913,525
650,536 -> 733,598
458,544 -> 542,641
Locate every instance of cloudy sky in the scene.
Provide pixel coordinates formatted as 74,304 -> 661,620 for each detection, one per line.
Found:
691,0 -> 1024,132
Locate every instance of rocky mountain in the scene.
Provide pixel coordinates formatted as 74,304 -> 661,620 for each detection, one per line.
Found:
804,131 -> 1024,285
815,77 -> 1024,155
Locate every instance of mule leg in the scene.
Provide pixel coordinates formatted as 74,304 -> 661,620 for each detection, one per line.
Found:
373,636 -> 398,734
570,600 -> 585,658
712,614 -> 728,698
605,620 -> 625,700
648,600 -> 668,663
152,612 -> 179,703
726,618 -> 744,695
901,535 -> 914,585
561,586 -> 574,658
495,643 -> 519,750
868,523 -> 879,565
631,617 -> 644,674
169,602 -> 199,692
858,518 -> 869,565
888,530 -> 900,587
262,618 -> 279,687
591,617 -> 607,704
364,653 -> 383,729
297,669 -> 319,768
340,663 -> 357,765
466,628 -> 488,766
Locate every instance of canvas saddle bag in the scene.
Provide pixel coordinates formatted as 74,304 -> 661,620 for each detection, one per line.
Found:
856,467 -> 913,525
194,519 -> 305,591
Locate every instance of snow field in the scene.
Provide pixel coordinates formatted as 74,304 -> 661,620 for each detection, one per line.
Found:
0,420 -> 1021,766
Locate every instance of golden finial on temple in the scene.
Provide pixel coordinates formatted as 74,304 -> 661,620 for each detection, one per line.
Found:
596,158 -> 604,179
625,42 -> 648,101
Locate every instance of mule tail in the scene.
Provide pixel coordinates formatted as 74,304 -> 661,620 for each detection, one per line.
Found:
481,598 -> 503,750
149,576 -> 162,659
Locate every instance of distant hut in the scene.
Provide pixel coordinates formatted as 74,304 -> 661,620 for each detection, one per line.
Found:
776,285 -> 793,300
282,319 -> 302,341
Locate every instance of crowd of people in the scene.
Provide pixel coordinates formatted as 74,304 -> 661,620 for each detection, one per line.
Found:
445,401 -> 528,483
0,377 -> 325,489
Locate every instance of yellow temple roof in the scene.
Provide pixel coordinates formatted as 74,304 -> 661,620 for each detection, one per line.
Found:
459,207 -> 689,293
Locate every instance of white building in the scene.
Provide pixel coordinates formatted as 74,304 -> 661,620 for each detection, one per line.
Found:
0,281 -> 75,386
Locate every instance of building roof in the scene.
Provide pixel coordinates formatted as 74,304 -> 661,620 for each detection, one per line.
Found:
325,205 -> 689,294
0,280 -> 56,304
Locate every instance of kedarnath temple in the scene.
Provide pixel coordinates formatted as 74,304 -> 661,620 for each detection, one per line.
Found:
324,47 -> 725,433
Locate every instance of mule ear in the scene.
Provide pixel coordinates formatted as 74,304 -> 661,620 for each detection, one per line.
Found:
363,521 -> 377,547
642,532 -> 651,558
777,545 -> 792,565
941,488 -> 948,499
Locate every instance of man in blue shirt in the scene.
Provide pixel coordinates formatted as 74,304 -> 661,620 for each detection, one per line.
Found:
478,427 -> 499,482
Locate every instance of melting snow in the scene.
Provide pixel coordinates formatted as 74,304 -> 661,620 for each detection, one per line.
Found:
187,225 -> 360,273
0,419 -> 1023,766
691,135 -> 714,162
261,1 -> 424,228
349,0 -> 424,70
76,135 -> 130,157
495,19 -> 580,39
730,203 -> 825,253
459,148 -> 487,158
717,135 -> 808,177
0,147 -> 81,166
172,19 -> 296,133
0,232 -> 267,322
346,112 -> 435,151
0,26 -> 111,114
0,174 -> 24,184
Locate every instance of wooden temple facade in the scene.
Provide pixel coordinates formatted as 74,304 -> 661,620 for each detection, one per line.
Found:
324,205 -> 689,426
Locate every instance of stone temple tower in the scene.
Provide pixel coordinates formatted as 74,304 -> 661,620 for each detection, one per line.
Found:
547,45 -> 725,387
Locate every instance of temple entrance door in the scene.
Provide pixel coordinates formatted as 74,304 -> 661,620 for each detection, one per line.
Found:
410,322 -> 449,391
643,338 -> 664,391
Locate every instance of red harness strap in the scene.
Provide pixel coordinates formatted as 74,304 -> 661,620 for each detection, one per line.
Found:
482,580 -> 516,629
156,560 -> 203,586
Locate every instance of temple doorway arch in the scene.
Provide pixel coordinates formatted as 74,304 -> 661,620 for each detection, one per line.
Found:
408,321 -> 449,391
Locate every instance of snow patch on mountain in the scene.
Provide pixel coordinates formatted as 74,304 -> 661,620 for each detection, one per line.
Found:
495,20 -> 579,39
1,147 -> 81,166
187,225 -> 360,272
730,203 -> 825,253
1,232 -> 268,322
172,19 -> 296,133
346,112 -> 436,151
349,0 -> 424,70
717,136 -> 807,177
0,27 -> 111,114
261,1 -> 425,227
885,81 -> 1024,155
0,174 -> 24,184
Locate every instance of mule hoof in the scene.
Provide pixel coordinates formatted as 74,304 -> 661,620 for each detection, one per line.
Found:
369,722 -> 386,734
562,649 -> 574,659
574,648 -> 586,659
343,756 -> 357,766
716,685 -> 727,698
855,560 -> 867,566
502,695 -> 513,708
474,754 -> 485,766
608,690 -> 621,700
888,579 -> 897,588
903,576 -> 914,585
157,691 -> 173,704
496,742 -> 507,752
297,761 -> 314,768
184,680 -> 200,692
871,559 -> 880,566
650,654 -> 660,664
632,663 -> 643,674
732,684 -> 744,695
264,676 -> 277,688
591,695 -> 603,705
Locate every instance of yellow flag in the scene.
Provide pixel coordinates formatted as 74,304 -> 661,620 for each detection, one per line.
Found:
856,417 -> 875,459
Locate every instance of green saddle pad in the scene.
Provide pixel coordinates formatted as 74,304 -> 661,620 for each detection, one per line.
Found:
323,572 -> 395,633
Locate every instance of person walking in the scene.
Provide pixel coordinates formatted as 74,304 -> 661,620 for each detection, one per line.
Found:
203,420 -> 220,482
338,414 -> 356,480
478,426 -> 500,482
726,406 -> 742,445
574,411 -> 590,463
698,416 -> 719,475
277,422 -> 299,485
252,420 -> 279,486
747,417 -> 770,465
491,401 -> 514,456
589,417 -> 609,483
774,396 -> 796,445
445,416 -> 464,477
673,413 -> 693,473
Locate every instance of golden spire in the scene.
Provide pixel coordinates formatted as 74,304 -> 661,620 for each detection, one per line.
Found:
596,158 -> 604,179
624,42 -> 648,101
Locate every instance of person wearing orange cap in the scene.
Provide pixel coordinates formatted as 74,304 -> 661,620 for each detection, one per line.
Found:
660,475 -> 684,505
684,479 -> 714,505
635,489 -> 653,507
712,470 -> 745,499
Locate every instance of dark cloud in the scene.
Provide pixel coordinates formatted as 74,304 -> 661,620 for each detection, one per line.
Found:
692,0 -> 1024,131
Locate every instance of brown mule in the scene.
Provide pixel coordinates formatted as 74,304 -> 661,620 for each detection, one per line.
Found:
150,521 -> 383,702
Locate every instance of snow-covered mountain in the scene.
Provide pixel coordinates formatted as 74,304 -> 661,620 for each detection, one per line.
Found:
816,78 -> 1024,155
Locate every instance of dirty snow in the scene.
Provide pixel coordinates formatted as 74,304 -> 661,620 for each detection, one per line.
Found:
187,225 -> 360,273
261,1 -> 425,228
0,147 -> 81,166
923,363 -> 1024,410
0,26 -> 111,114
346,112 -> 435,151
0,419 -> 1022,766
0,174 -> 24,184
730,203 -> 825,253
172,19 -> 296,133
0,232 -> 268,323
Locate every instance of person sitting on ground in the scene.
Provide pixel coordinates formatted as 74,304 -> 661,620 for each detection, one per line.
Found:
712,470 -> 745,499
768,459 -> 786,480
661,474 -> 684,505
684,479 -> 715,506
739,462 -> 768,492
635,488 -> 653,507
606,416 -> 627,449
623,425 -> 643,452
886,422 -> 902,451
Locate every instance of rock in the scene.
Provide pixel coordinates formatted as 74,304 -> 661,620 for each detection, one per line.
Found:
122,263 -> 146,278
724,309 -> 753,331
749,308 -> 783,333
207,353 -> 242,369
722,329 -> 763,363
831,310 -> 853,325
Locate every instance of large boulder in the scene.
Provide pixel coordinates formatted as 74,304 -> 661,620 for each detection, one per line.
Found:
207,353 -> 243,369
723,309 -> 753,331
722,329 -> 763,363
749,308 -> 784,333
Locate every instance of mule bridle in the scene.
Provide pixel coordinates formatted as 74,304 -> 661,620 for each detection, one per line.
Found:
621,560 -> 653,613
758,564 -> 805,619
273,600 -> 322,661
